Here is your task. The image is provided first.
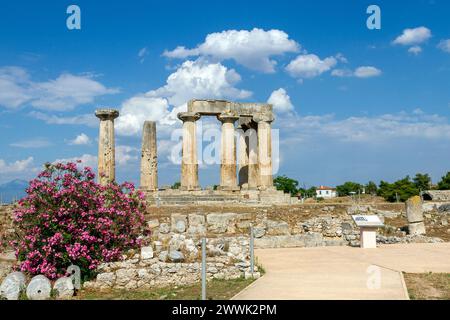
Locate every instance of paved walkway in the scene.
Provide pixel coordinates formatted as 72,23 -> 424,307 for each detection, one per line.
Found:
233,243 -> 450,300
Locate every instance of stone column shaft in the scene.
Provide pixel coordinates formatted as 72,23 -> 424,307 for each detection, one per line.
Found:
238,128 -> 259,189
406,195 -> 426,235
247,129 -> 259,189
140,121 -> 158,191
219,114 -> 239,190
95,109 -> 119,186
257,118 -> 273,189
238,129 -> 249,188
178,112 -> 201,190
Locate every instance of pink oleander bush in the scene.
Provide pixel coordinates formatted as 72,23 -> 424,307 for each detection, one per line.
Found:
11,161 -> 148,280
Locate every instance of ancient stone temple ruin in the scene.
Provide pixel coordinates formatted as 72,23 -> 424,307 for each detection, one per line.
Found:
95,99 -> 298,205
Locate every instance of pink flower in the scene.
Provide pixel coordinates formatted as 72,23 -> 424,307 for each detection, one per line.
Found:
12,161 -> 148,279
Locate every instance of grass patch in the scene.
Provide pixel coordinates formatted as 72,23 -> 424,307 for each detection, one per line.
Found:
404,272 -> 450,300
76,277 -> 255,300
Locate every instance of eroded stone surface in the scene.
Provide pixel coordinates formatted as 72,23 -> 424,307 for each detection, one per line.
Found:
53,277 -> 74,299
0,271 -> 26,300
26,275 -> 52,300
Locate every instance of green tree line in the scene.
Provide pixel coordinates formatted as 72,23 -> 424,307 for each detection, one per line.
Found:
273,172 -> 450,202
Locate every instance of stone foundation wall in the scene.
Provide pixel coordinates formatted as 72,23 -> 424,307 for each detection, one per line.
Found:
83,250 -> 250,291
145,204 -> 404,249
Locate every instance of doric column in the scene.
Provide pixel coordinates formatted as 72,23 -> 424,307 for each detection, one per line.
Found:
95,108 -> 119,186
218,113 -> 239,190
255,114 -> 274,190
238,128 -> 258,189
177,112 -> 201,190
237,127 -> 249,189
247,128 -> 259,189
140,121 -> 158,191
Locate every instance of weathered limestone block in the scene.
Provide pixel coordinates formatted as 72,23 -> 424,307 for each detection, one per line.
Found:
171,214 -> 187,233
137,268 -> 152,283
265,220 -> 290,236
141,246 -> 154,260
96,272 -> 115,288
158,251 -> 168,262
255,233 -> 324,249
406,196 -> 424,223
0,271 -> 26,300
406,196 -> 426,235
187,214 -> 206,236
146,219 -> 160,230
115,268 -> 137,286
53,277 -> 74,299
26,275 -> 52,300
253,226 -> 266,238
184,239 -> 198,258
159,223 -> 170,234
188,213 -> 205,226
150,264 -> 161,275
408,223 -> 426,236
153,241 -> 163,252
168,251 -> 185,262
169,234 -> 186,251
245,271 -> 261,280
207,213 -> 237,233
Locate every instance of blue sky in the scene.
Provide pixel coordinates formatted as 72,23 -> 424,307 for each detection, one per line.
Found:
0,0 -> 449,188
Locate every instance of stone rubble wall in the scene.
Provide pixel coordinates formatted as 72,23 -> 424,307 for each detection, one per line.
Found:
144,205 -> 396,250
0,205 -> 14,238
83,250 -> 251,291
422,190 -> 450,202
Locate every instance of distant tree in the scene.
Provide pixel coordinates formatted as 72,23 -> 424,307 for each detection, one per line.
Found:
377,176 -> 419,202
172,181 -> 181,189
336,181 -> 362,196
273,175 -> 299,195
307,186 -> 317,198
297,186 -> 317,198
437,172 -> 450,190
413,173 -> 431,191
365,181 -> 378,195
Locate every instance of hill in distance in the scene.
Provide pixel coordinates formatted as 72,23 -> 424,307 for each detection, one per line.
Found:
0,179 -> 28,204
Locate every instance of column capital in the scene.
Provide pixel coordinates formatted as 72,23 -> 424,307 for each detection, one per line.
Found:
217,112 -> 239,123
253,113 -> 274,124
177,112 -> 201,122
95,108 -> 119,121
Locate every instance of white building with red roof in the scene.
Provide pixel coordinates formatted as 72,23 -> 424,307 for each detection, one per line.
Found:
316,185 -> 337,198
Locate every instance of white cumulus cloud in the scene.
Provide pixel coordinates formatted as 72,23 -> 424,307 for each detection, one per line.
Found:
163,28 -> 300,73
116,59 -> 252,136
0,157 -> 35,174
116,145 -> 139,166
267,88 -> 294,113
0,66 -> 118,111
408,46 -> 423,55
353,66 -> 382,78
438,39 -> 450,53
68,133 -> 91,145
393,26 -> 432,46
116,97 -> 172,136
332,66 -> 382,78
285,54 -> 337,79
